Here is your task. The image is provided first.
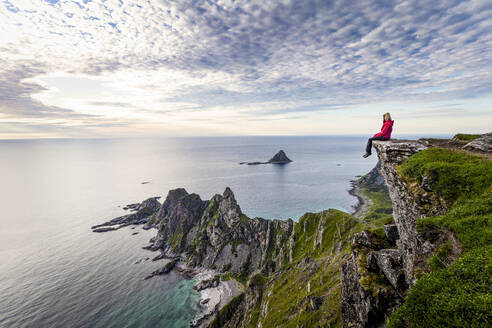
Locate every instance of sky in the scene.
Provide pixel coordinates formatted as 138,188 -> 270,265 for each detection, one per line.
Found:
0,0 -> 491,139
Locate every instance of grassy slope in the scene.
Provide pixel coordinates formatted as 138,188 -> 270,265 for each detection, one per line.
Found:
257,177 -> 396,328
210,176 -> 394,328
258,210 -> 360,328
388,148 -> 492,328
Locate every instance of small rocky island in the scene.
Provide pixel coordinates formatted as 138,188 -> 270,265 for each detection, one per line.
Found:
239,149 -> 292,165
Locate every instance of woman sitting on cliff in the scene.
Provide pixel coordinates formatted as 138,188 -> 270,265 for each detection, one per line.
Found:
363,112 -> 394,158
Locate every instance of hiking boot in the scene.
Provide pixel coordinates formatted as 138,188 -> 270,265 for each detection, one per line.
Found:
363,153 -> 371,158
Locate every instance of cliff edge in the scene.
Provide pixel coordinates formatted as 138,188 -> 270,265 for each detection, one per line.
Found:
341,136 -> 492,328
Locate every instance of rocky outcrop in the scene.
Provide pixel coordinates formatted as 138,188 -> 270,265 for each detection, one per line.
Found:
239,150 -> 292,165
340,139 -> 459,328
91,197 -> 161,232
144,258 -> 178,280
367,249 -> 407,295
144,187 -> 294,276
341,231 -> 403,328
372,140 -> 429,287
463,132 -> 492,153
268,150 -> 292,163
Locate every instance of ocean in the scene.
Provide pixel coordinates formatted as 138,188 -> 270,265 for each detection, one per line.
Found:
0,136 -> 382,328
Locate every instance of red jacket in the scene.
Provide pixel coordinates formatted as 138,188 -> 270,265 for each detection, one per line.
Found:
374,120 -> 394,139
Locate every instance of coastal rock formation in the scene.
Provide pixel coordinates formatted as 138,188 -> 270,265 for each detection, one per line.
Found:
340,139 -> 467,328
341,140 -> 428,327
144,187 -> 294,276
239,149 -> 292,165
91,197 -> 161,232
209,209 -> 360,328
91,134 -> 489,328
268,150 -> 292,163
372,140 -> 429,288
341,230 -> 403,328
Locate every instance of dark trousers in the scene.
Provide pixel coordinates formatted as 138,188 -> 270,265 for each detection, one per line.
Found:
366,136 -> 387,154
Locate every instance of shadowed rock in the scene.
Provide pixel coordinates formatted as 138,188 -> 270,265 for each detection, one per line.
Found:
91,197 -> 161,232
268,150 -> 292,163
239,150 -> 292,165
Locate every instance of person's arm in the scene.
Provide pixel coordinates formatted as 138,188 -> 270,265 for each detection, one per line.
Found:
374,121 -> 389,137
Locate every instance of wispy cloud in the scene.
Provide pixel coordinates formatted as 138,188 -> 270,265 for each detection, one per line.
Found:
0,0 -> 491,138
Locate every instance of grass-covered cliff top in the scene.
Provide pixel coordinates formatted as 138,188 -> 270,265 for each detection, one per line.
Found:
389,148 -> 492,328
453,133 -> 482,142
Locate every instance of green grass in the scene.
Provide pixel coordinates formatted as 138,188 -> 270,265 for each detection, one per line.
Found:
211,210 -> 364,328
210,164 -> 397,327
400,148 -> 492,206
248,182 -> 393,327
427,241 -> 451,271
254,210 -> 367,328
388,149 -> 492,328
453,133 -> 482,142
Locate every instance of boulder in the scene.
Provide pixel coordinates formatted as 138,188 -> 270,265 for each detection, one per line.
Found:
463,133 -> 492,153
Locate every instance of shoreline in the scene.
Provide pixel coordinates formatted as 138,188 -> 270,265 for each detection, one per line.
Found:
143,249 -> 244,328
348,177 -> 372,219
95,163 -> 382,327
187,266 -> 243,328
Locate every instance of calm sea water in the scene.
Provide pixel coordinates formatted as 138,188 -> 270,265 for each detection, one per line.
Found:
0,136 -> 383,328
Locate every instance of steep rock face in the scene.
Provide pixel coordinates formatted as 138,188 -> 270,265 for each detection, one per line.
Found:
341,231 -> 402,328
357,161 -> 385,187
341,140 -> 439,328
372,140 -> 428,287
216,209 -> 361,328
147,187 -> 294,275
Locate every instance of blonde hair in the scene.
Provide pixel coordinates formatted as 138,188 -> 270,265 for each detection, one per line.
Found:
383,112 -> 392,121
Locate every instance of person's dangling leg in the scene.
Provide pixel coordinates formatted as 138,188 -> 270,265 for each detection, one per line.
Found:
365,137 -> 374,155
364,136 -> 386,157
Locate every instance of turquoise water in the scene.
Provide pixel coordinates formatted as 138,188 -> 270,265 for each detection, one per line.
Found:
0,136 -> 383,327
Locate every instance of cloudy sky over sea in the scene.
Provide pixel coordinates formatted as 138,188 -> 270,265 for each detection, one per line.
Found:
1,0 -> 491,138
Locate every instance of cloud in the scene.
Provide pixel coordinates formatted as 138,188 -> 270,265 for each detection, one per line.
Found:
0,0 -> 491,137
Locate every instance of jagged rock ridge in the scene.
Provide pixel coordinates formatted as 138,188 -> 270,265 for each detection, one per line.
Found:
91,197 -> 161,232
144,187 -> 294,276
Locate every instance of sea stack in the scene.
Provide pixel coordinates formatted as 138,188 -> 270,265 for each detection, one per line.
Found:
239,150 -> 293,165
268,150 -> 292,164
